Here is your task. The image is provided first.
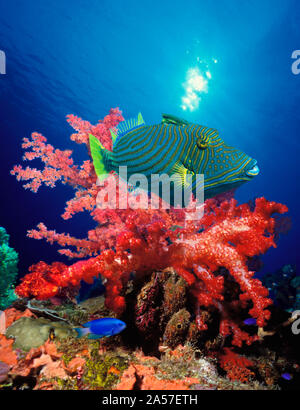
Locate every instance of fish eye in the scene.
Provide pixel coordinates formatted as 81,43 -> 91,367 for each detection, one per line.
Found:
177,323 -> 182,329
49,328 -> 55,340
197,140 -> 208,150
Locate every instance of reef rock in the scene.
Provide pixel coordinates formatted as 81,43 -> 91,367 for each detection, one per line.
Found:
5,317 -> 76,351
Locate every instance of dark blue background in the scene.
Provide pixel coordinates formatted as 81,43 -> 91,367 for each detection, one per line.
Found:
0,0 -> 299,279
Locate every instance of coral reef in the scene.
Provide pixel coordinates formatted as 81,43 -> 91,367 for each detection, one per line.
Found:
0,361 -> 10,383
15,195 -> 288,347
218,348 -> 255,382
82,351 -> 128,390
6,109 -> 296,390
0,334 -> 18,366
0,295 -> 299,390
115,363 -> 200,390
0,227 -> 18,310
15,261 -> 79,301
163,309 -> 192,349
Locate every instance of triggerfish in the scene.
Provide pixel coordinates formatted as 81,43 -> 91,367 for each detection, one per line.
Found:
89,113 -> 260,201
74,318 -> 126,339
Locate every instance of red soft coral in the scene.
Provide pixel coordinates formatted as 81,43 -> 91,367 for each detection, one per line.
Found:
16,196 -> 288,342
13,109 -> 289,346
16,261 -> 78,300
219,348 -> 255,383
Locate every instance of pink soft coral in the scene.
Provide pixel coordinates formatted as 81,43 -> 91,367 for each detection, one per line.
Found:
11,108 -> 124,258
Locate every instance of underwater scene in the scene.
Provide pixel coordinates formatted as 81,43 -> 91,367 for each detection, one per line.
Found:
0,0 -> 300,396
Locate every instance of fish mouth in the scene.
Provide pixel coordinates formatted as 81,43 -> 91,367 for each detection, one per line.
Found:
245,159 -> 260,177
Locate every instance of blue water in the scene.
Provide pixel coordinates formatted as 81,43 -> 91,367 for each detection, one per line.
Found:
0,0 -> 299,278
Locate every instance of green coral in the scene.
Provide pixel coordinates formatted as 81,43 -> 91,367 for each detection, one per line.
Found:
83,351 -> 128,389
57,335 -> 91,358
0,227 -> 18,310
54,376 -> 78,390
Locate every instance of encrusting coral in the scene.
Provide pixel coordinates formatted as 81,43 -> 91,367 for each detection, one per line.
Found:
12,109 -> 289,349
218,348 -> 255,383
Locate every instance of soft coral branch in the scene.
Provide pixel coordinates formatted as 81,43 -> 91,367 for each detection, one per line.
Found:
11,132 -> 88,192
11,108 -> 124,257
16,195 -> 288,345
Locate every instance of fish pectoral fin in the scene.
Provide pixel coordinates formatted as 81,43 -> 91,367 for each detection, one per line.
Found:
170,162 -> 193,190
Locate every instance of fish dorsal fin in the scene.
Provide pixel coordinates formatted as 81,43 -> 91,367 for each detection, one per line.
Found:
161,113 -> 190,126
196,126 -> 219,149
111,112 -> 145,144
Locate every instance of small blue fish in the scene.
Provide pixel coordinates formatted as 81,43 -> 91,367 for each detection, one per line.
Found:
243,318 -> 257,326
281,373 -> 292,381
74,318 -> 126,339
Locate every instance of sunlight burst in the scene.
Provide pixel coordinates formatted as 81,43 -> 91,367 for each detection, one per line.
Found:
181,67 -> 209,111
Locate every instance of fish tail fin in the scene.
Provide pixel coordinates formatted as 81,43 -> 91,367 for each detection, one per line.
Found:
74,327 -> 90,338
89,134 -> 114,181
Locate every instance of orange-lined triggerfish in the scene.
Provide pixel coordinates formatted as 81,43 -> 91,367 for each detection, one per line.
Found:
89,113 -> 260,201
